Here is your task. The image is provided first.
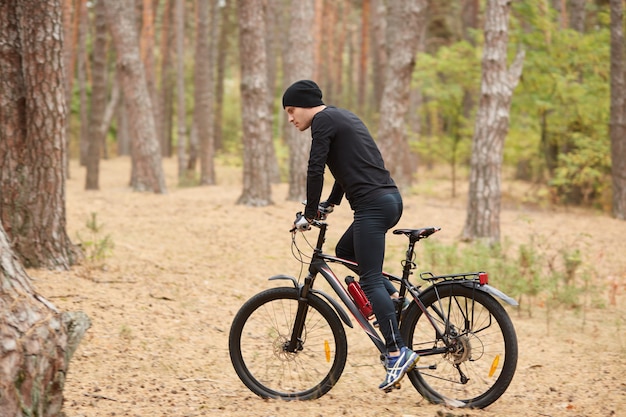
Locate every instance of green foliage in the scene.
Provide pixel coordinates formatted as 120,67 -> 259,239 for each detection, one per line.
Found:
551,132 -> 612,205
508,2 -> 611,204
76,212 -> 114,271
408,1 -> 612,208
219,79 -> 243,159
412,41 -> 480,178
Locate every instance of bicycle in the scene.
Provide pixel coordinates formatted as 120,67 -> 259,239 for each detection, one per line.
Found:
229,213 -> 518,409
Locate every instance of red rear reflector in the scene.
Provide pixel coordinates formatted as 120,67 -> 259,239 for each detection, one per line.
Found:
479,272 -> 488,285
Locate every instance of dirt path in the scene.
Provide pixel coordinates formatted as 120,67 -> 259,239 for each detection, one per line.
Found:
30,157 -> 625,417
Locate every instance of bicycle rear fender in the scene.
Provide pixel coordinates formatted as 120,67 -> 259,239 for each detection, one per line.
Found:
477,283 -> 518,306
419,280 -> 518,306
268,274 -> 354,328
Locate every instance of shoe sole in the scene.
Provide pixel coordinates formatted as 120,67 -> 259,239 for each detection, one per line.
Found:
379,353 -> 419,391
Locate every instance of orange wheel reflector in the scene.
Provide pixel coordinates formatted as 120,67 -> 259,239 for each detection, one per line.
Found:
489,354 -> 500,377
324,340 -> 331,362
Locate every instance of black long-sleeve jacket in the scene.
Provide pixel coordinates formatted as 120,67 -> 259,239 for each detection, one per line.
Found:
304,106 -> 398,220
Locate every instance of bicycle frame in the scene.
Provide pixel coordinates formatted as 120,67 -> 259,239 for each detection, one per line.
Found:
271,221 -> 500,359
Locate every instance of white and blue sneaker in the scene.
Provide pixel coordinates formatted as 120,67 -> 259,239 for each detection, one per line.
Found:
378,347 -> 419,391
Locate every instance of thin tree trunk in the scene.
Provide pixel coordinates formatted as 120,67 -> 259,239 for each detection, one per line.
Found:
194,0 -> 217,185
62,0 -> 79,178
461,0 -> 525,244
371,0 -> 387,110
103,0 -> 167,193
86,0 -> 108,190
116,91 -> 131,156
77,0 -> 89,166
569,0 -> 587,32
284,0 -> 315,201
141,0 -> 158,141
357,0 -> 370,116
377,0 -> 427,189
610,0 -> 626,219
100,75 -> 120,160
313,0 -> 323,81
158,0 -> 174,157
175,0 -> 188,180
264,0 -> 281,184
237,0 -> 273,206
214,0 -> 232,152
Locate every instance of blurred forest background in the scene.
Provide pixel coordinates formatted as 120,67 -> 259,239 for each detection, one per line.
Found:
59,0 -> 622,209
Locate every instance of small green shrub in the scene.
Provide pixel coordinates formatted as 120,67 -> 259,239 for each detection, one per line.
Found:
417,232 -> 599,317
76,212 -> 114,272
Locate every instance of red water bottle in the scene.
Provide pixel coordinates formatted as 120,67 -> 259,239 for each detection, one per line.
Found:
345,276 -> 374,319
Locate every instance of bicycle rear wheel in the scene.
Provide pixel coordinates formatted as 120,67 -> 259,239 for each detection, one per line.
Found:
229,287 -> 348,400
401,284 -> 517,409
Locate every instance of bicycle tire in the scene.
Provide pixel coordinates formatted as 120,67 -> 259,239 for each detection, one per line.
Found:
229,287 -> 348,400
401,284 -> 518,409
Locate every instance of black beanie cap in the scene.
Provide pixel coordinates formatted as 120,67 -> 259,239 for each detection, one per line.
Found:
282,80 -> 324,109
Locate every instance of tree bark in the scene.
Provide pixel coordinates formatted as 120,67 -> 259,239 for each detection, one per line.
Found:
569,0 -> 587,32
77,0 -> 88,167
61,0 -> 79,178
0,223 -> 90,417
357,0 -> 371,116
284,0 -> 315,202
377,0 -> 427,189
0,0 -> 81,269
194,0 -> 217,185
237,0 -> 273,206
610,0 -> 626,220
103,0 -> 167,193
158,0 -> 175,157
461,0 -> 525,244
371,0 -> 387,110
175,0 -> 188,180
86,0 -> 108,190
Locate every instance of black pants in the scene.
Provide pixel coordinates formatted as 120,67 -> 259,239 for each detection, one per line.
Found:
335,192 -> 404,353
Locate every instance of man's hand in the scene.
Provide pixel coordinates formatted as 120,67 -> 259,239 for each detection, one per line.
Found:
294,214 -> 312,231
317,201 -> 334,220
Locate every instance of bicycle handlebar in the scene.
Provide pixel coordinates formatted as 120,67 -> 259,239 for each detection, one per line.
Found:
290,211 -> 326,233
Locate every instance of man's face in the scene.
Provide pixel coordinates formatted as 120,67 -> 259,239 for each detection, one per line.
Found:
285,106 -> 313,131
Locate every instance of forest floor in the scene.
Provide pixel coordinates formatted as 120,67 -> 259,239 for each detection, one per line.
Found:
30,157 -> 625,417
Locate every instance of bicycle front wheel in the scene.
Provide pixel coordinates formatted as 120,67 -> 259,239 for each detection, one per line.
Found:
401,284 -> 518,409
229,287 -> 348,400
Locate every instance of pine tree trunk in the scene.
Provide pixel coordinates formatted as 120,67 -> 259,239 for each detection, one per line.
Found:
158,0 -> 175,157
610,0 -> 626,220
175,0 -> 188,180
357,0 -> 370,117
86,0 -> 108,190
77,0 -> 89,167
377,0 -> 427,189
0,0 -> 81,269
103,0 -> 167,193
461,0 -> 524,244
284,0 -> 315,202
237,0 -> 273,206
371,0 -> 387,110
194,0 -> 217,185
0,216 -> 90,417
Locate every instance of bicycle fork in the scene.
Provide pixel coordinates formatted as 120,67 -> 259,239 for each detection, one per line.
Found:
285,274 -> 314,353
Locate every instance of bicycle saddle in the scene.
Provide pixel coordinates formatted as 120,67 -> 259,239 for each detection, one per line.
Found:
393,227 -> 441,241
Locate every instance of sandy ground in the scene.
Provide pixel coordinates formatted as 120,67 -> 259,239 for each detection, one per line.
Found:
29,157 -> 625,417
